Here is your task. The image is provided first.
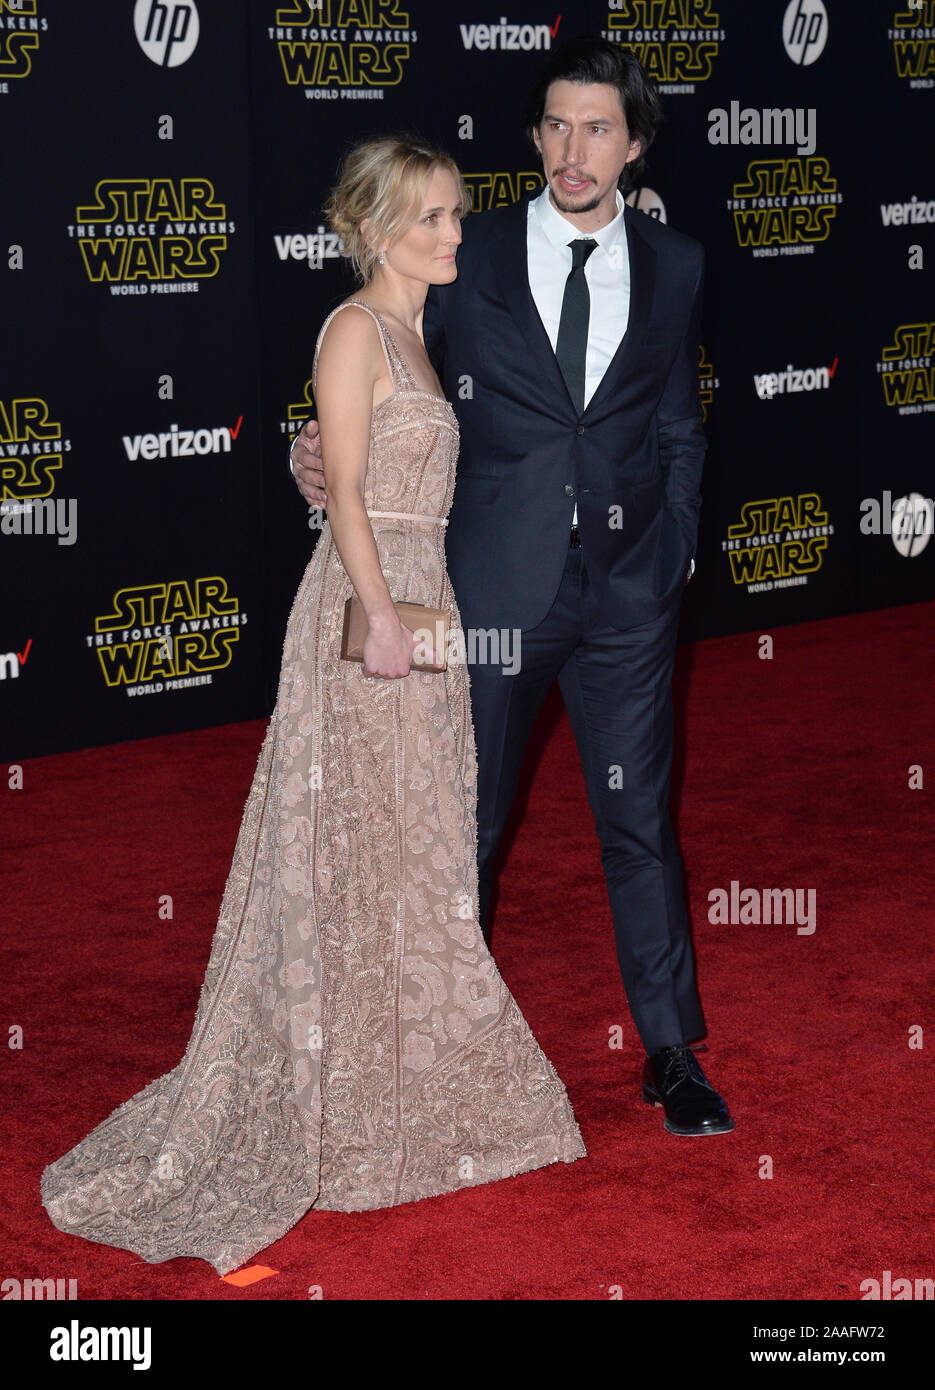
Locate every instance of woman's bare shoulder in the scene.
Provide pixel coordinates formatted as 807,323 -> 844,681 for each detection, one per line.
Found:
317,299 -> 385,361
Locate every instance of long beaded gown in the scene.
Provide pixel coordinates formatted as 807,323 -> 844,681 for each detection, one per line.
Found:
40,299 -> 586,1277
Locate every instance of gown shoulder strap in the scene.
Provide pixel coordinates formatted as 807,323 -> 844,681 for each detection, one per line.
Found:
312,298 -> 414,395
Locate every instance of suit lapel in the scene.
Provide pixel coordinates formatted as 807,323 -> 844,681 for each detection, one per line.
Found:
582,203 -> 656,419
493,196 -> 578,413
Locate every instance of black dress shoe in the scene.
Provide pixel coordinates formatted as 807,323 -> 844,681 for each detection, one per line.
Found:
641,1044 -> 734,1136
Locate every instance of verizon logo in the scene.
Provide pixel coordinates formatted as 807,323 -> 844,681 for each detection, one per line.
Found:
122,417 -> 243,460
0,638 -> 32,681
880,196 -> 935,226
460,15 -> 561,50
274,229 -> 343,265
753,358 -> 838,400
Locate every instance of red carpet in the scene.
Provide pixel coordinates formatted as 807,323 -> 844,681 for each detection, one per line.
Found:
4,602 -> 933,1300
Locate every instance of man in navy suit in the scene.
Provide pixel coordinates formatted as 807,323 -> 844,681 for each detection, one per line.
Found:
293,37 -> 733,1137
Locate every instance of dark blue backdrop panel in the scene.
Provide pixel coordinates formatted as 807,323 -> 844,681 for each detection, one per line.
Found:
1,1 -> 932,757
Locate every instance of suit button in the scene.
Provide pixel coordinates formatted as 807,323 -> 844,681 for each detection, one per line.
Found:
564,484 -> 575,497
575,425 -> 585,435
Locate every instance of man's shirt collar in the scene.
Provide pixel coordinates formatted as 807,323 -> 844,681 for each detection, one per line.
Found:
532,183 -> 626,253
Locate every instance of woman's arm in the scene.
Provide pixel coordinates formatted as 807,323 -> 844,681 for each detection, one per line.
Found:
315,307 -> 418,679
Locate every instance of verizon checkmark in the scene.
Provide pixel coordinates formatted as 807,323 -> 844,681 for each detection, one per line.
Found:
550,14 -> 562,38
229,415 -> 244,439
828,356 -> 839,378
18,638 -> 32,666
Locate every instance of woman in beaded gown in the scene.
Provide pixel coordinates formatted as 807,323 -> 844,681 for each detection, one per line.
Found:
41,138 -> 585,1277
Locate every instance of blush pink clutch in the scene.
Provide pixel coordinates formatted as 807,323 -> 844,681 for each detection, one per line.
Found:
340,597 -> 450,673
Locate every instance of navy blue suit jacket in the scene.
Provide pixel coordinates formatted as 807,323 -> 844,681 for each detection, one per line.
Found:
423,194 -> 707,633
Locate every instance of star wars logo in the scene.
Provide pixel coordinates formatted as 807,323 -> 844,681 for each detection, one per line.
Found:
698,346 -> 718,424
0,397 -> 69,500
284,380 -> 315,440
728,157 -> 841,255
722,494 -> 833,593
68,178 -> 235,291
877,322 -> 935,414
462,170 -> 543,213
602,0 -> 724,92
890,1 -> 935,87
88,576 -> 247,694
269,0 -> 417,97
0,0 -> 47,89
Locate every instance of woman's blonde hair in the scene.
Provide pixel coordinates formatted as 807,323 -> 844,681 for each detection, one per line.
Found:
324,134 -> 470,284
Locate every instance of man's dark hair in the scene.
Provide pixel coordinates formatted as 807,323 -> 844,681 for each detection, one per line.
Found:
524,36 -> 663,195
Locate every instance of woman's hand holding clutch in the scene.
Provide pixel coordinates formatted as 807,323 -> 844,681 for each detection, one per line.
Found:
361,612 -> 419,679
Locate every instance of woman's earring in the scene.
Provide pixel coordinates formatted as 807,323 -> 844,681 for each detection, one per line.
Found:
378,251 -> 385,266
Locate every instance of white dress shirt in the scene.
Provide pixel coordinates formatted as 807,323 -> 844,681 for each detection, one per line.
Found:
527,185 -> 630,525
527,184 -> 630,405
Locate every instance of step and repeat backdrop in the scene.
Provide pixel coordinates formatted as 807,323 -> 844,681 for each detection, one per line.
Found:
2,1 -> 933,759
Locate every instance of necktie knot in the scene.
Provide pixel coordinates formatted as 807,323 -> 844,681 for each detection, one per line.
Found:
569,237 -> 598,270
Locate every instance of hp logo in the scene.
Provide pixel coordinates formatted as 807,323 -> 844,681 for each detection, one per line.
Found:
134,0 -> 200,68
627,186 -> 667,224
892,494 -> 934,559
782,0 -> 828,67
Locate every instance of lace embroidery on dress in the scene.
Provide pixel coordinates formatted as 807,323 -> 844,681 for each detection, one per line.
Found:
41,297 -> 586,1275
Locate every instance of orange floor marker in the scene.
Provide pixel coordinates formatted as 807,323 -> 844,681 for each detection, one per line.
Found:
221,1265 -> 279,1287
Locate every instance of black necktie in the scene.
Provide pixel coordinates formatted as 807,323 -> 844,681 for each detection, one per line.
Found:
555,237 -> 598,414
